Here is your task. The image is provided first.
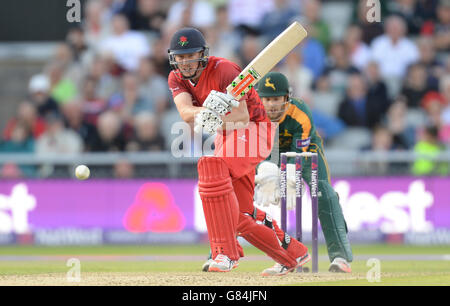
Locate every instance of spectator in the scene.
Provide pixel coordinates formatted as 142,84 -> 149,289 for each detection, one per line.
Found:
259,0 -> 298,42
439,75 -> 450,144
279,49 -> 314,98
28,74 -> 60,117
296,18 -> 326,80
36,113 -> 84,156
416,0 -> 439,22
137,57 -> 171,115
100,13 -> 151,71
66,26 -> 88,63
401,63 -> 431,108
311,74 -> 342,118
370,125 -> 394,151
237,34 -> 263,68
421,92 -> 447,140
421,0 -> 450,52
434,0 -> 450,52
120,0 -> 167,34
417,36 -> 443,90
302,96 -> 345,143
444,54 -> 450,76
0,123 -> 34,154
151,37 -> 172,78
385,97 -> 416,149
126,112 -> 165,152
80,76 -> 107,125
387,0 -> 424,35
412,125 -> 448,175
345,24 -> 372,71
370,15 -> 420,79
228,0 -> 274,36
91,111 -> 127,152
3,102 -> 46,141
84,0 -> 112,49
364,125 -> 402,175
204,5 -> 242,60
102,0 -> 127,17
323,41 -> 360,95
108,72 -> 153,123
1,163 -> 25,179
166,0 -> 216,31
61,101 -> 98,151
88,55 -> 119,100
114,159 -> 135,178
0,123 -> 35,178
302,0 -> 331,50
46,61 -> 78,105
364,61 -> 391,115
53,43 -> 84,90
338,73 -> 384,129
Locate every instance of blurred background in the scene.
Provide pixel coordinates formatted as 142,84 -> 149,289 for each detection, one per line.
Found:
0,0 -> 449,246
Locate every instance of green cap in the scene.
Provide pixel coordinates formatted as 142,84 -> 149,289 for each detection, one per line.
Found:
256,72 -> 290,97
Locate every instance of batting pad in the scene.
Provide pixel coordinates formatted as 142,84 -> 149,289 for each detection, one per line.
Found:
198,157 -> 240,261
237,212 -> 307,268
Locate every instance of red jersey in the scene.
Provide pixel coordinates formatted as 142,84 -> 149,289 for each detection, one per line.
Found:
168,56 -> 267,123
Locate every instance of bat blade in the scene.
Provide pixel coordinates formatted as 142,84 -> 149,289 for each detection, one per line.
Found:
226,22 -> 307,99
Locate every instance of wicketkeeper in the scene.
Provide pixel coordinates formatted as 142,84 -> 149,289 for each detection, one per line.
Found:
253,72 -> 353,273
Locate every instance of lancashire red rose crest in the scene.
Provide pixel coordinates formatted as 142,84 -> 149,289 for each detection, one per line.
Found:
178,36 -> 189,46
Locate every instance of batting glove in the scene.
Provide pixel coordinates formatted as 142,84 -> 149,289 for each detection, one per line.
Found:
203,90 -> 240,116
194,108 -> 223,135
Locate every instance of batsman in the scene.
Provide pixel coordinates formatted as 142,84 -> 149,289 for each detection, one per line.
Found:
254,72 -> 353,273
168,28 -> 311,276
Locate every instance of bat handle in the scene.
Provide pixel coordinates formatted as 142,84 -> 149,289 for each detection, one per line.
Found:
194,124 -> 202,134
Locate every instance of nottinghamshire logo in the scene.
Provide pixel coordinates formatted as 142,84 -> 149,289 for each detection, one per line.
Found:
265,78 -> 276,91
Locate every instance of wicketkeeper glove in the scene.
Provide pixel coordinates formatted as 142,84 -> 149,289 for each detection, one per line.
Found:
254,162 -> 302,210
254,161 -> 280,207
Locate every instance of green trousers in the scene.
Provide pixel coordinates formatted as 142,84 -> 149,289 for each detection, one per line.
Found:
291,143 -> 353,263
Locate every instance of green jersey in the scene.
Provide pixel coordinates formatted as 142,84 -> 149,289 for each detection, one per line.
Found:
278,97 -> 322,154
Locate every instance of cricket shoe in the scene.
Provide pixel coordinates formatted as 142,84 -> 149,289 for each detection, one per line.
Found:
208,254 -> 239,272
202,258 -> 215,272
203,258 -> 239,272
261,253 -> 311,276
202,252 -> 213,272
329,257 -> 352,273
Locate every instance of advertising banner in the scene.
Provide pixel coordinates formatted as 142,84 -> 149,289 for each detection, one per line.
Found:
0,178 -> 449,244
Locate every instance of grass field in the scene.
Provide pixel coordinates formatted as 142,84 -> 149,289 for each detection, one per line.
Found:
0,244 -> 449,286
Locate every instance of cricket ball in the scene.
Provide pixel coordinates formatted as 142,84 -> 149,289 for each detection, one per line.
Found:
75,165 -> 90,180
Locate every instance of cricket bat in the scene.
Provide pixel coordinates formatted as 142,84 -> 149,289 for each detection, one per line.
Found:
195,22 -> 307,133
226,21 -> 307,99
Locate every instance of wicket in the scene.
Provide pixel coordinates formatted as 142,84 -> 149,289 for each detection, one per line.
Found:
280,152 -> 319,273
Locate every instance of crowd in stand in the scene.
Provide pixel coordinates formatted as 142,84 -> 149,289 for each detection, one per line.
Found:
0,0 -> 449,178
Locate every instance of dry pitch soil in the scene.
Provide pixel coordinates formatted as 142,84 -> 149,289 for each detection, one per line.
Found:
0,271 -> 369,286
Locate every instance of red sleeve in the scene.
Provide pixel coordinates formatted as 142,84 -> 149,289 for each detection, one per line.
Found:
168,72 -> 189,99
215,60 -> 241,93
215,60 -> 254,102
214,59 -> 268,122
